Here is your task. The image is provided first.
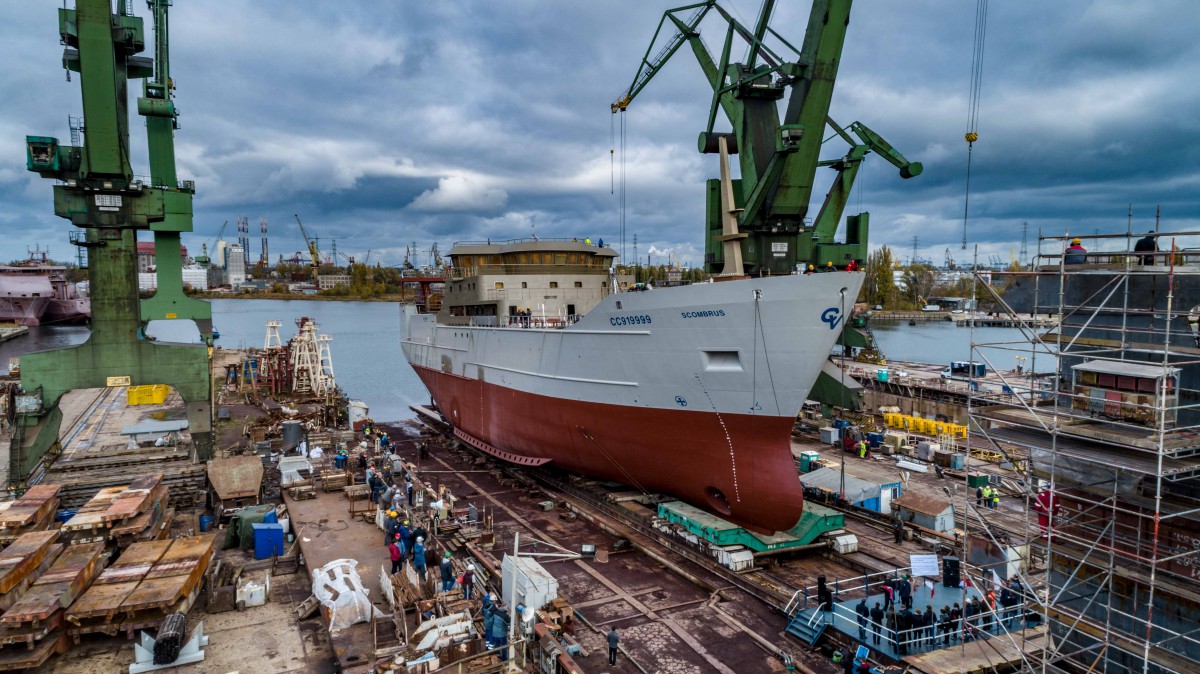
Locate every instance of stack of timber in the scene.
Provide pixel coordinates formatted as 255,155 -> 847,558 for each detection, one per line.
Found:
0,532 -> 62,612
65,534 -> 217,638
59,474 -> 171,546
0,486 -> 62,545
0,542 -> 106,649
44,447 -> 206,509
0,532 -> 71,671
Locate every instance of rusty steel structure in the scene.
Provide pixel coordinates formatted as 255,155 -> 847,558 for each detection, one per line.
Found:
965,231 -> 1200,674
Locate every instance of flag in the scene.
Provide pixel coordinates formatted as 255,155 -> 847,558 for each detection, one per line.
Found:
926,579 -> 936,598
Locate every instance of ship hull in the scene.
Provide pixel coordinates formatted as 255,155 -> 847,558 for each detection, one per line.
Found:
403,272 -> 863,532
0,298 -> 50,326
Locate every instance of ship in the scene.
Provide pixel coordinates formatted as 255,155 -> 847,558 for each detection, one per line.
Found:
402,238 -> 862,532
0,246 -> 90,327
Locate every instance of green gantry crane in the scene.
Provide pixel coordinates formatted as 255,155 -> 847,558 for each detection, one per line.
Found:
614,0 -> 922,276
17,0 -> 213,488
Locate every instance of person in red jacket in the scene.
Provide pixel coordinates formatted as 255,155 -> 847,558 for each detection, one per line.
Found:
388,533 -> 403,574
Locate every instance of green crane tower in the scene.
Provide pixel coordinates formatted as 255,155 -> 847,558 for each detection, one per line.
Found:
614,0 -> 922,276
615,0 -> 920,409
15,0 -> 213,488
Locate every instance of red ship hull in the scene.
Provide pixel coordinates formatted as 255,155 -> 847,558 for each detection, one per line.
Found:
414,364 -> 803,533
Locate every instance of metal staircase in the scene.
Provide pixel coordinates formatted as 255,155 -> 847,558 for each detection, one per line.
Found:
783,591 -> 827,646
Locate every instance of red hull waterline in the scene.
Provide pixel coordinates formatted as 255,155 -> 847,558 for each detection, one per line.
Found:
414,365 -> 804,533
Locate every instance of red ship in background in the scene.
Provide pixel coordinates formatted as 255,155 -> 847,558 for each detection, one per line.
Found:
0,246 -> 91,326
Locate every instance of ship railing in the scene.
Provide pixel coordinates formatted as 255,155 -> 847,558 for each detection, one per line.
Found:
453,237 -> 581,246
497,315 -> 583,330
446,264 -> 610,279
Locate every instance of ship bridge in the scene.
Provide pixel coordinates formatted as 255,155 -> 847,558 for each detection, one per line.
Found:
440,238 -> 622,327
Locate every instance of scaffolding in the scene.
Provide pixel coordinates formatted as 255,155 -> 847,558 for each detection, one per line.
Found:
964,230 -> 1200,674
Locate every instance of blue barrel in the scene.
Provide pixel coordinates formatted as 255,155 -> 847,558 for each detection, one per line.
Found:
199,515 -> 213,532
252,523 -> 285,560
877,369 -> 889,382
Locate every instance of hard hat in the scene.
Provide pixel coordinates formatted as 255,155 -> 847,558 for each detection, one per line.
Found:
807,264 -> 814,270
468,563 -> 476,571
417,536 -> 424,543
444,551 -> 452,559
403,520 -> 409,525
1071,237 -> 1081,244
395,533 -> 402,539
388,510 -> 397,517
826,261 -> 833,267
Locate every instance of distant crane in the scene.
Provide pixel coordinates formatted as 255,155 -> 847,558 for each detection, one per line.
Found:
293,214 -> 321,284
196,220 -> 228,267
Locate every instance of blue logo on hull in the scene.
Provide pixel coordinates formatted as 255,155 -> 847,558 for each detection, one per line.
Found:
821,307 -> 843,330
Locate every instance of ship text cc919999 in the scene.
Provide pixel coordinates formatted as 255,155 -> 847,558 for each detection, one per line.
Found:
609,314 -> 652,326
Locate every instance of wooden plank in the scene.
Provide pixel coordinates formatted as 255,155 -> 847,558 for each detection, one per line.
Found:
122,536 -> 216,611
0,543 -> 106,625
903,627 -> 1046,674
0,532 -> 59,594
64,582 -> 139,622
0,630 -> 69,671
0,485 -> 62,529
0,544 -> 63,614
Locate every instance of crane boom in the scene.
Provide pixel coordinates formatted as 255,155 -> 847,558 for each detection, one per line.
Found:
293,214 -> 321,283
614,0 -> 923,275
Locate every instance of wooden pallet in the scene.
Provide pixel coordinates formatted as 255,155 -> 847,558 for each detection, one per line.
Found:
65,535 -> 216,636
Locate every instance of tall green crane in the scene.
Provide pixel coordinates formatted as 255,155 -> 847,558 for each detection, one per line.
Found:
614,0 -> 922,275
138,0 -> 214,337
17,0 -> 213,487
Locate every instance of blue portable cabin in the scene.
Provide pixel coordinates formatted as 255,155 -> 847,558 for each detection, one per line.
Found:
800,467 -> 886,512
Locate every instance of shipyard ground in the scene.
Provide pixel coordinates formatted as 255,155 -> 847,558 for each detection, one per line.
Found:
0,356 -> 1046,673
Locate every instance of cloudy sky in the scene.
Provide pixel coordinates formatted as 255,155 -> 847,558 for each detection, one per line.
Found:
1,1 -> 1197,269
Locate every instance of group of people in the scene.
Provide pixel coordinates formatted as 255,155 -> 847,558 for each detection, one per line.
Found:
854,577 -> 1026,654
975,484 -> 1001,510
1065,231 -> 1159,265
804,260 -> 858,274
512,307 -> 535,327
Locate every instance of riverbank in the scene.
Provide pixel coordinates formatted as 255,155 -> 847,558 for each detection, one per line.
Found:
0,325 -> 29,343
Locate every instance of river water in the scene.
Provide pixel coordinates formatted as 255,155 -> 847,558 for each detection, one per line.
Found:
870,319 -> 1057,373
0,300 -> 428,423
1,301 -> 1049,422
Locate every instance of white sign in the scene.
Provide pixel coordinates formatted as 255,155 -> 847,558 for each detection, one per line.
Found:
910,554 -> 940,577
771,242 -> 788,252
95,194 -> 122,211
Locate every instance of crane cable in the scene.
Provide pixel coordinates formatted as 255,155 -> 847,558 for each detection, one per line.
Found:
961,0 -> 989,250
611,110 -> 628,261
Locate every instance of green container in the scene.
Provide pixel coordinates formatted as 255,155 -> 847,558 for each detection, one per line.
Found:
967,473 -> 990,488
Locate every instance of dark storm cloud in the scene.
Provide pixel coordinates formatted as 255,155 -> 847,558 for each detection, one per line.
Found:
1,1 -> 1197,267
